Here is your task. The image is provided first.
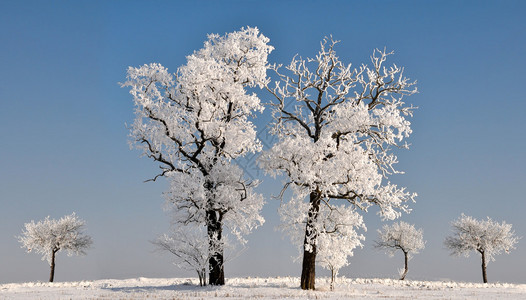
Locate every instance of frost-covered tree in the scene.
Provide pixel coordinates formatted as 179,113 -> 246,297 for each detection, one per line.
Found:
259,37 -> 417,290
18,213 -> 92,282
315,205 -> 365,290
122,27 -> 272,285
444,214 -> 519,283
374,221 -> 425,280
152,226 -> 209,286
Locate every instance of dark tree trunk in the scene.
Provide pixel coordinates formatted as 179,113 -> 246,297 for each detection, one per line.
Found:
49,249 -> 57,282
400,251 -> 408,280
300,191 -> 321,290
301,246 -> 316,290
481,251 -> 488,283
207,209 -> 225,286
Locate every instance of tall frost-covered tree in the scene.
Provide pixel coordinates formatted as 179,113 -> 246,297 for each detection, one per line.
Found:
259,37 -> 417,290
122,27 -> 272,285
444,214 -> 519,283
18,213 -> 92,282
374,221 -> 425,280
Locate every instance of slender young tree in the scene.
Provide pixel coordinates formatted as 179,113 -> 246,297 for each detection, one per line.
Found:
315,205 -> 365,290
122,27 -> 272,285
374,221 -> 425,280
444,214 -> 519,283
259,37 -> 417,290
152,226 -> 209,286
18,213 -> 92,282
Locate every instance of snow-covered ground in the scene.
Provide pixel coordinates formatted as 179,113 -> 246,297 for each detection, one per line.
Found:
1,277 -> 525,299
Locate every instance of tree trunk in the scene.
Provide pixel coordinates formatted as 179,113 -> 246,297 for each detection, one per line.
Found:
481,251 -> 488,283
49,249 -> 56,282
300,191 -> 321,290
207,209 -> 225,286
197,269 -> 205,286
400,251 -> 408,280
330,267 -> 335,291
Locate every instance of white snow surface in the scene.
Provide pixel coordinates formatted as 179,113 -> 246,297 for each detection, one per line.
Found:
1,277 -> 525,299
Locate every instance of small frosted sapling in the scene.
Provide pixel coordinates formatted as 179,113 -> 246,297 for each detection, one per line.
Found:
316,205 -> 365,290
374,221 -> 425,280
444,214 -> 519,283
18,213 -> 92,282
152,226 -> 209,286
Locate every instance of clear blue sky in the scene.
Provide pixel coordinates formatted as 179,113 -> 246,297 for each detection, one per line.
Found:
1,0 -> 525,284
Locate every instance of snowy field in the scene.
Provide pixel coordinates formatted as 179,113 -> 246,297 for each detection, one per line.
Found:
1,277 -> 525,299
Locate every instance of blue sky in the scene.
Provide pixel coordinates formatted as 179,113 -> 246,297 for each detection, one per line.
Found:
1,0 -> 525,284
